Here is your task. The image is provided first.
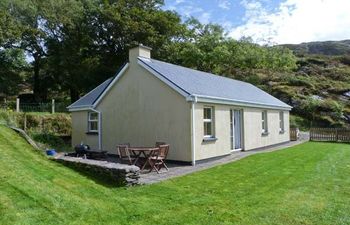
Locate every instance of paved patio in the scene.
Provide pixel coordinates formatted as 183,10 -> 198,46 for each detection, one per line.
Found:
139,132 -> 309,184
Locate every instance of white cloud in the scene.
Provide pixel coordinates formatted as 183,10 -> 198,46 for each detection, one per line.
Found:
229,0 -> 350,44
218,0 -> 231,10
165,2 -> 211,24
198,12 -> 212,24
175,0 -> 185,4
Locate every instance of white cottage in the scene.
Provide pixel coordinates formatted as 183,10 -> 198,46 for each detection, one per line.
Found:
68,45 -> 292,165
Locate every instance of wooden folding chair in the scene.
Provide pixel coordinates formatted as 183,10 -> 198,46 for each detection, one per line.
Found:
149,144 -> 169,173
116,143 -> 135,165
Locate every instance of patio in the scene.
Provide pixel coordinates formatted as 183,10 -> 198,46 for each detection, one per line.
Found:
63,132 -> 309,185
109,133 -> 309,184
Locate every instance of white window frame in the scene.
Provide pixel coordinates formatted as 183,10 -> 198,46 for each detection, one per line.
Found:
262,110 -> 268,134
88,112 -> 99,133
203,106 -> 215,138
279,111 -> 285,133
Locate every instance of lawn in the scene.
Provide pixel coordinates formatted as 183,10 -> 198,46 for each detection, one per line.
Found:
1,125 -> 350,225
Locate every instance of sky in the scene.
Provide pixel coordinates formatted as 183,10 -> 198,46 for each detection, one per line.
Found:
163,0 -> 350,44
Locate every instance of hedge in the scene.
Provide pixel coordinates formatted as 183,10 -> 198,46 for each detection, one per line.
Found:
0,110 -> 71,136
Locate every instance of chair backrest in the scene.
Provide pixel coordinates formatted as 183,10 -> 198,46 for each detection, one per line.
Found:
156,142 -> 166,147
117,144 -> 130,157
158,144 -> 169,159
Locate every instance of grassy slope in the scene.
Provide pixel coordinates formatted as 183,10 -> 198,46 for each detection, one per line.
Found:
1,125 -> 350,225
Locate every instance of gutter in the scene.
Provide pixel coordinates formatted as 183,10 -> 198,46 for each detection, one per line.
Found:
189,95 -> 197,166
187,94 -> 292,111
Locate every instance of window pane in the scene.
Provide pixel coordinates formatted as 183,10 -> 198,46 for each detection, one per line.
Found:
279,111 -> 284,131
89,121 -> 98,131
204,122 -> 212,136
204,107 -> 212,120
89,112 -> 98,120
262,111 -> 268,133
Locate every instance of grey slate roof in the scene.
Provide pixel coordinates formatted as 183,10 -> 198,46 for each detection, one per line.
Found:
69,57 -> 291,110
138,57 -> 291,109
68,78 -> 112,109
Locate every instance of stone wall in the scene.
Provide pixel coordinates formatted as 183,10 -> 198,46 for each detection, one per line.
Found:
53,156 -> 140,186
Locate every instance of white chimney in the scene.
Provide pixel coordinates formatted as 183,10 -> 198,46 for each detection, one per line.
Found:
129,44 -> 152,64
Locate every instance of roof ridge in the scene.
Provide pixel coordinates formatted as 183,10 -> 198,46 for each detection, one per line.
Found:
138,57 -> 291,110
138,56 -> 252,86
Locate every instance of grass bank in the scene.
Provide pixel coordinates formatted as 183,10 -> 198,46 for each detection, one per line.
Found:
1,125 -> 350,224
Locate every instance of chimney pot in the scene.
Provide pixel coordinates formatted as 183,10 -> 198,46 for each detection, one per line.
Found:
129,44 -> 152,63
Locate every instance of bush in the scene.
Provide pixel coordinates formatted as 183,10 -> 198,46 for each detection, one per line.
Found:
0,110 -> 71,135
30,132 -> 71,152
0,110 -> 23,127
290,115 -> 310,131
286,76 -> 314,88
339,55 -> 350,66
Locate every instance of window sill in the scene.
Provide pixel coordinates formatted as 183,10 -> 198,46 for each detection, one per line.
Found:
261,132 -> 269,136
86,132 -> 98,135
279,130 -> 285,134
202,137 -> 218,142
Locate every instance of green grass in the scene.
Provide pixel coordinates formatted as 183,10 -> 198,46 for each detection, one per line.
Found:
1,125 -> 350,225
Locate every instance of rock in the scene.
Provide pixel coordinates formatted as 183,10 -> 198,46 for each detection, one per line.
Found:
53,156 -> 140,186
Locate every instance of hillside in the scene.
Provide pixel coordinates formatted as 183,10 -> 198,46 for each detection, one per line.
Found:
283,40 -> 350,56
2,125 -> 350,224
260,40 -> 350,128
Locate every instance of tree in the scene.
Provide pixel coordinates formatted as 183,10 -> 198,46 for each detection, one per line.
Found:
163,19 -> 297,77
0,49 -> 28,97
0,0 -> 49,101
45,0 -> 184,102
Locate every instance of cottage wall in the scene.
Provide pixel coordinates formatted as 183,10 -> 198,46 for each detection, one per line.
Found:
194,103 -> 290,161
71,111 -> 99,150
95,62 -> 192,162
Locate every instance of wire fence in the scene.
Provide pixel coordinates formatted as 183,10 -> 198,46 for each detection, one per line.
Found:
0,101 -> 69,113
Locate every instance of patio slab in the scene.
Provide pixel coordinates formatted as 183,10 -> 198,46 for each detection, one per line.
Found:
139,133 -> 309,185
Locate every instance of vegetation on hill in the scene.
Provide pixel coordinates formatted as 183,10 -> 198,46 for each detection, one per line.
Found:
0,0 -> 349,128
283,40 -> 350,56
0,110 -> 71,151
1,125 -> 350,224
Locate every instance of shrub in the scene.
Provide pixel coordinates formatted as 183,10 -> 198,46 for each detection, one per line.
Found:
339,55 -> 350,66
0,110 -> 23,127
290,115 -> 310,131
0,110 -> 71,135
30,132 -> 71,152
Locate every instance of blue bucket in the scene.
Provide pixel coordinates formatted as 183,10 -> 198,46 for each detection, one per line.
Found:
46,149 -> 57,156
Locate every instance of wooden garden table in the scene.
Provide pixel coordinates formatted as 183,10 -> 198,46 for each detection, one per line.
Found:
128,147 -> 159,171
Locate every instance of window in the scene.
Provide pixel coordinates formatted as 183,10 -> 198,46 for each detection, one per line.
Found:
88,112 -> 99,132
262,110 -> 268,134
204,106 -> 214,138
279,111 -> 284,133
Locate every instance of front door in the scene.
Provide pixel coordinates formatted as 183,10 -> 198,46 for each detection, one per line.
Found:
230,109 -> 243,151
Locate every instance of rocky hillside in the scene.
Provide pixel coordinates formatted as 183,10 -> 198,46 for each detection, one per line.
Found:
272,40 -> 350,128
283,40 -> 350,56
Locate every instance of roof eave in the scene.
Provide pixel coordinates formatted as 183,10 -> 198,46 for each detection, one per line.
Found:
67,106 -> 94,112
66,63 -> 129,111
187,94 -> 292,111
92,63 -> 129,108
